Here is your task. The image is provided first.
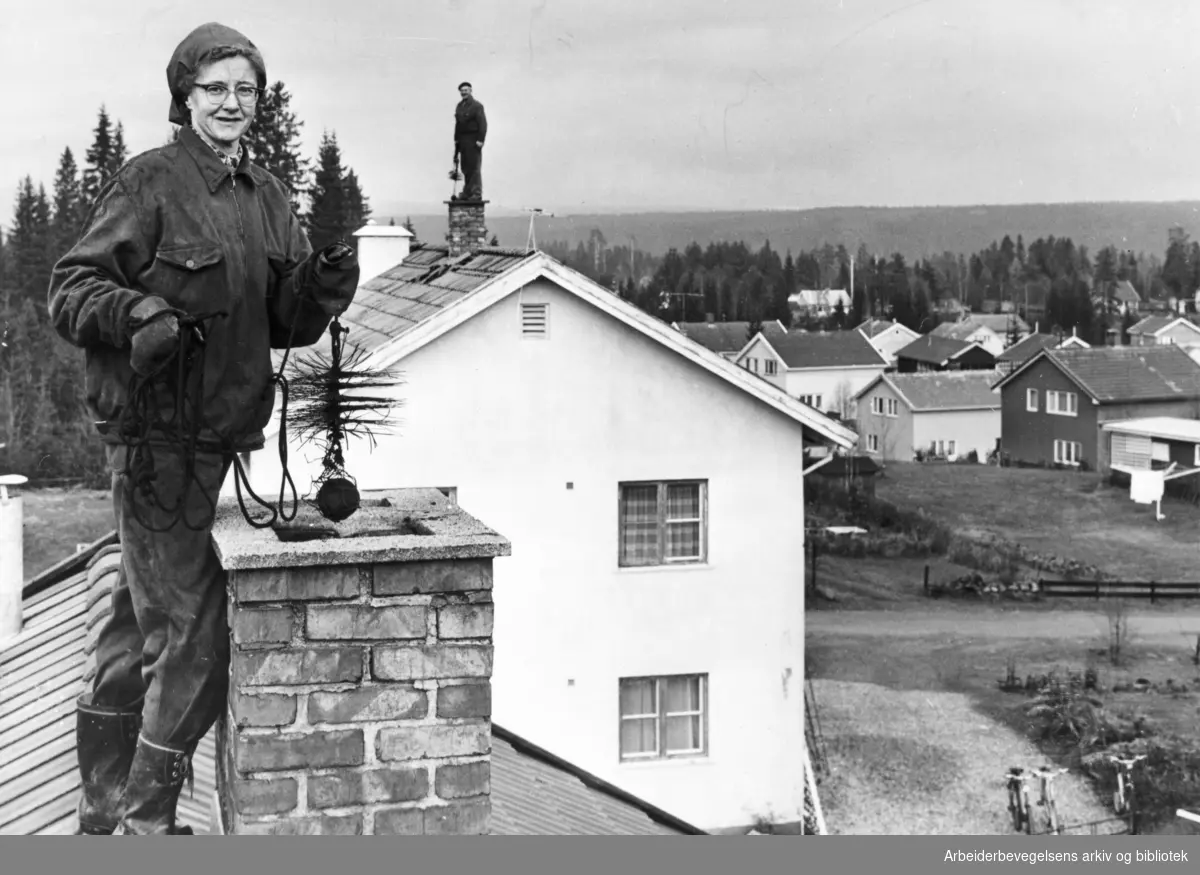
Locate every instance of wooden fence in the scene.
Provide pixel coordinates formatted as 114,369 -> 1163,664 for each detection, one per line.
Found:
1038,579 -> 1200,602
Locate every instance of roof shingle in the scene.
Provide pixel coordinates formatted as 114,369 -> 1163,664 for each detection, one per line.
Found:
880,370 -> 1002,410
895,334 -> 976,365
996,332 -> 1063,363
674,320 -> 786,355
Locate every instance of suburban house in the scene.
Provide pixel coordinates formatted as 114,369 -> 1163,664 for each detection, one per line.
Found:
1126,315 -> 1200,351
853,371 -> 1002,462
995,330 -> 1090,374
0,542 -> 710,836
992,345 -> 1200,472
1092,280 -> 1143,316
959,311 -> 1031,343
788,289 -> 850,319
856,319 -> 920,367
1101,417 -> 1200,502
673,319 -> 788,361
219,203 -> 858,832
894,334 -> 996,373
734,329 -> 889,417
929,319 -> 1006,357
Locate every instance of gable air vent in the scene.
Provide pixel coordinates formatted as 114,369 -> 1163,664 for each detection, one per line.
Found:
521,303 -> 549,338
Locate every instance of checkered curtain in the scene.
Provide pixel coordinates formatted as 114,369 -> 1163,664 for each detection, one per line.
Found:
619,485 -> 659,565
665,484 -> 700,559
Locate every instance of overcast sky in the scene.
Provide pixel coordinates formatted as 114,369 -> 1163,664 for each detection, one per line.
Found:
3,0 -> 1199,223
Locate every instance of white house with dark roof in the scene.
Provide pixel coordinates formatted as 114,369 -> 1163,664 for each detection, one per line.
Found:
930,319 -> 1006,357
672,319 -> 788,361
853,370 -> 1003,462
734,329 -> 889,417
224,208 -> 855,833
995,330 -> 1089,374
856,319 -> 920,367
1126,315 -> 1200,352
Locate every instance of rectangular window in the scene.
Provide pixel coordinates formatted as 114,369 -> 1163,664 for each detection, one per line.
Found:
886,398 -> 898,417
619,675 -> 708,761
1151,441 -> 1171,463
948,440 -> 956,456
872,397 -> 884,415
799,394 -> 823,409
1053,439 -> 1082,465
1195,443 -> 1199,467
1046,390 -> 1078,416
764,360 -> 777,376
751,358 -> 759,372
618,481 -> 707,567
867,434 -> 879,452
521,303 -> 549,337
1026,388 -> 1038,412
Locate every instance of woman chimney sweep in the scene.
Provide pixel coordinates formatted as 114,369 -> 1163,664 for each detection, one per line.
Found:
48,22 -> 360,835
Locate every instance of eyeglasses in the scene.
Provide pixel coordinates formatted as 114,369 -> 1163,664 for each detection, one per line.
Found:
195,82 -> 262,106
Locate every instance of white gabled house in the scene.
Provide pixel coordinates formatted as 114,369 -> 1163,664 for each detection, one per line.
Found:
734,329 -> 889,417
230,216 -> 856,833
856,319 -> 920,367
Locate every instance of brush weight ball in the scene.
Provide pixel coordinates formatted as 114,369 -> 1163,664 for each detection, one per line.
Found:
316,477 -> 360,522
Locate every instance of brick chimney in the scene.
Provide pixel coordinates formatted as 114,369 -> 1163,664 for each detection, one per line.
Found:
0,474 -> 29,644
210,487 -> 510,835
445,200 -> 489,259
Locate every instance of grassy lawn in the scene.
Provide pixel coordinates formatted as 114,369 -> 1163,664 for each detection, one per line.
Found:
875,462 -> 1200,581
19,487 -> 115,579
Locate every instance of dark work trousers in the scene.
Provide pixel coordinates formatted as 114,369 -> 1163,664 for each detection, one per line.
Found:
456,136 -> 483,200
90,442 -> 234,752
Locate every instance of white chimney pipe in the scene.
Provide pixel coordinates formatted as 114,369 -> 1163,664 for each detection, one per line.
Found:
0,473 -> 29,644
352,221 -> 414,286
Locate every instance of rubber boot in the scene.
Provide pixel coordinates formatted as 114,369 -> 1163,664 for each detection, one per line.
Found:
112,735 -> 196,835
75,693 -> 143,835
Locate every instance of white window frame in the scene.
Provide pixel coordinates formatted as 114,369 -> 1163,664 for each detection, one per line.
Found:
1046,390 -> 1078,417
948,440 -> 956,456
764,359 -> 777,376
871,397 -> 884,415
1151,441 -> 1171,463
618,480 -> 708,568
1026,388 -> 1038,412
799,394 -> 823,409
618,674 -> 708,762
886,398 -> 898,417
867,434 -> 879,453
1053,439 -> 1082,466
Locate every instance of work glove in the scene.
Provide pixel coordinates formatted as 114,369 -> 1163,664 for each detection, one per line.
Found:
309,241 -> 360,317
127,296 -> 181,376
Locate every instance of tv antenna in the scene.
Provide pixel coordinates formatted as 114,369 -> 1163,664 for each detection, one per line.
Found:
523,207 -> 554,252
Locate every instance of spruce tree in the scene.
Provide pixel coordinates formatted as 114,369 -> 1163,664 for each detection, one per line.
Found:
51,148 -> 84,257
8,178 -> 53,309
244,81 -> 309,215
305,131 -> 371,251
82,106 -> 116,209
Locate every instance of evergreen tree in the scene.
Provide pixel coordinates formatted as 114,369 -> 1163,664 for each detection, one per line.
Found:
304,131 -> 371,251
8,177 -> 53,308
51,147 -> 84,256
111,122 -> 128,173
82,106 -> 117,209
244,82 -> 309,215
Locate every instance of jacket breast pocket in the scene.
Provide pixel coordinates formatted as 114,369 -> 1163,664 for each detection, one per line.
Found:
142,242 -> 226,307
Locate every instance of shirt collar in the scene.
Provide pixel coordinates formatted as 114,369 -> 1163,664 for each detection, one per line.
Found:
178,124 -> 266,192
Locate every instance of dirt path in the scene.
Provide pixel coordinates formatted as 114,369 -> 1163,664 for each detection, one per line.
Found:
810,606 -> 1200,643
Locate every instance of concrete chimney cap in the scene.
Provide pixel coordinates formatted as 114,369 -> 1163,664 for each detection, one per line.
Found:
354,224 -> 414,239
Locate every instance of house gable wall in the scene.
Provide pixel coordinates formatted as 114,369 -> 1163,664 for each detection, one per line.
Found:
1000,357 -> 1099,467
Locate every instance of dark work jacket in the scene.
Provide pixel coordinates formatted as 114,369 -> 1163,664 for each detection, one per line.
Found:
48,125 -> 338,453
454,97 -> 487,143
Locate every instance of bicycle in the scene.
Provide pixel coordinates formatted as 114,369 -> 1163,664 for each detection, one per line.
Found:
1031,766 -> 1070,834
1109,754 -> 1147,816
1004,767 -> 1033,834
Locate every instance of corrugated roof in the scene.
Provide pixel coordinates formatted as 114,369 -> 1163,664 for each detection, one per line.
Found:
2,546 -> 703,836
895,334 -> 975,365
766,330 -> 887,369
883,371 -> 1002,411
1000,345 -> 1200,403
674,321 -> 786,355
1100,416 -> 1200,442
